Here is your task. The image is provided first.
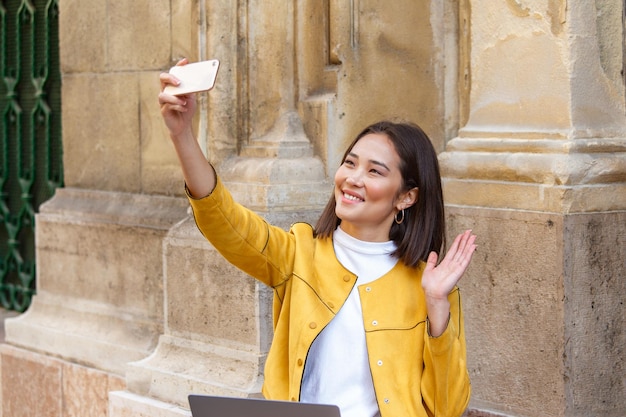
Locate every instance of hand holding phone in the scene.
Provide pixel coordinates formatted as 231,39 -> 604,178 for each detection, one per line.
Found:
163,59 -> 220,96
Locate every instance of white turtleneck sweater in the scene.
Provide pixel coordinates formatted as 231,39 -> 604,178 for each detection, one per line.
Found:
300,226 -> 398,417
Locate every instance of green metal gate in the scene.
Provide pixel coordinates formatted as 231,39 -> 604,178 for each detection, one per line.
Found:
0,0 -> 62,312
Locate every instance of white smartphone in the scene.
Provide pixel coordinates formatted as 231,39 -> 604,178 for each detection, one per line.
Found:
163,59 -> 220,96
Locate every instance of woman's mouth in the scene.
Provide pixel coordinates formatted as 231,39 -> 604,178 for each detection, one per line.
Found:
343,192 -> 363,202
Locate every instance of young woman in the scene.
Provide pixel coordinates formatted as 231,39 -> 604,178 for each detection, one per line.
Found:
159,59 -> 476,417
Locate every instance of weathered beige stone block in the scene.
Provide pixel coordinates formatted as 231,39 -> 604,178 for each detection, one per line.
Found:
464,1 -> 626,138
59,0 -> 107,73
447,206 -> 626,417
467,32 -> 570,133
1,345 -> 62,417
443,179 -> 626,215
62,73 -> 141,192
165,218 -> 271,348
0,344 -> 125,417
562,211 -> 626,417
108,0 -> 171,70
63,362 -> 125,417
448,207 -> 565,416
35,189 -> 186,310
171,1 -> 197,62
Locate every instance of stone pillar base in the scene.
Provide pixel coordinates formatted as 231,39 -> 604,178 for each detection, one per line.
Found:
3,188 -> 188,376
125,334 -> 264,407
4,292 -> 161,376
116,213 -> 270,413
109,390 -> 190,417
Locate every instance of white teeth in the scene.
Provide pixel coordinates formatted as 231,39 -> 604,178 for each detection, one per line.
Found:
343,193 -> 362,202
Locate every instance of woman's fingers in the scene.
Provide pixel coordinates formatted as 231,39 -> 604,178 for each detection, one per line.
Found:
158,95 -> 187,117
159,58 -> 189,91
159,72 -> 180,91
425,251 -> 439,272
449,232 -> 465,262
422,231 -> 477,299
452,231 -> 475,262
174,57 -> 189,66
455,232 -> 477,268
158,91 -> 186,106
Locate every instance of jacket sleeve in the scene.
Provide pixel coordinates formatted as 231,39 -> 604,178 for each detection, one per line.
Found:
421,287 -> 471,417
186,177 -> 296,288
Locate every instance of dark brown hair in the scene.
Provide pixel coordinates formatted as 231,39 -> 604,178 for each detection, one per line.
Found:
314,120 -> 446,267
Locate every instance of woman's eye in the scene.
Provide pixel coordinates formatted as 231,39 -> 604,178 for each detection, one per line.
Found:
343,160 -> 355,166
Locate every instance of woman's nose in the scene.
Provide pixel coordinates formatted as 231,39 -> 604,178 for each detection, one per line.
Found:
346,171 -> 364,186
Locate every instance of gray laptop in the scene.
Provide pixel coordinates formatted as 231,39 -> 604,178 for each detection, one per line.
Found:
188,394 -> 341,417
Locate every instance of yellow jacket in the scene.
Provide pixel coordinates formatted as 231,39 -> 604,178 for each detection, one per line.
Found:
188,177 -> 471,417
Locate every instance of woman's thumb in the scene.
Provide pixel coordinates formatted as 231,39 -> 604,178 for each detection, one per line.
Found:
426,251 -> 438,270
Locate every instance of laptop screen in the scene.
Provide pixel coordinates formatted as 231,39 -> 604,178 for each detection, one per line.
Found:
188,394 -> 342,417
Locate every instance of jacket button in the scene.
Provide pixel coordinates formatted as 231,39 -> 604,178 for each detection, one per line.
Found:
365,286 -> 371,292
384,398 -> 390,404
309,322 -> 317,329
372,320 -> 378,326
328,301 -> 335,309
377,360 -> 383,366
297,358 -> 303,366
343,275 -> 351,282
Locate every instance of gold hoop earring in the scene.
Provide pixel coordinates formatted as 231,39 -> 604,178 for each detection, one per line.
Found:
394,209 -> 405,225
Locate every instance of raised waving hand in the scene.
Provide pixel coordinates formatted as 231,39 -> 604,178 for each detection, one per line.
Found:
421,229 -> 477,337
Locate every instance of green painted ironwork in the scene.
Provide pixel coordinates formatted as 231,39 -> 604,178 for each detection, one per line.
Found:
0,0 -> 62,312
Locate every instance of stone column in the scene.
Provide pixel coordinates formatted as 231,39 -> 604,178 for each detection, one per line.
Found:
218,0 -> 330,222
441,1 -> 626,416
110,1 -> 330,416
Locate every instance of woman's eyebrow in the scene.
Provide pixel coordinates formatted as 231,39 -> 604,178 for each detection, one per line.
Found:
371,160 -> 390,172
347,151 -> 391,172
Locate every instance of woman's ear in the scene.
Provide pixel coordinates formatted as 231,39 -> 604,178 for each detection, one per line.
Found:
397,187 -> 418,210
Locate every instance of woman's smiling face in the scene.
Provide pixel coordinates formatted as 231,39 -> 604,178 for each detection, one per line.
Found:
334,132 -> 413,242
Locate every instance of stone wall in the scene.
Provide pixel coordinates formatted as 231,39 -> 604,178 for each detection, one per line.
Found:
1,1 -> 624,417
